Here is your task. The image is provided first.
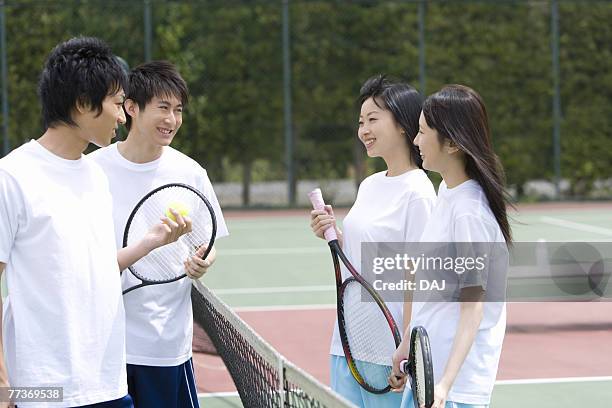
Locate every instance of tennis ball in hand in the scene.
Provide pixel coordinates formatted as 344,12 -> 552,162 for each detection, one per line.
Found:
165,202 -> 190,222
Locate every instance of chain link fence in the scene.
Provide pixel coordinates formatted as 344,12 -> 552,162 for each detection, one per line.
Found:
1,0 -> 611,206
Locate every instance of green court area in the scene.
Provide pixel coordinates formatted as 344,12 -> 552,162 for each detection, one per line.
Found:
198,204 -> 612,407
202,206 -> 612,308
491,378 -> 612,407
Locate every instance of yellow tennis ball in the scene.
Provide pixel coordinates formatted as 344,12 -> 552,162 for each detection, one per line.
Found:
165,201 -> 190,222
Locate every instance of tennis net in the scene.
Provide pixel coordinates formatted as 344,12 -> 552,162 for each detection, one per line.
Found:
191,280 -> 356,408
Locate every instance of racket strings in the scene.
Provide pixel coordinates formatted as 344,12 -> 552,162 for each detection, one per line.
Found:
414,333 -> 426,405
341,280 -> 397,390
127,186 -> 214,282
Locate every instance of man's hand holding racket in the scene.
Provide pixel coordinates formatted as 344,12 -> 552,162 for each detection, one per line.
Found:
184,245 -> 216,279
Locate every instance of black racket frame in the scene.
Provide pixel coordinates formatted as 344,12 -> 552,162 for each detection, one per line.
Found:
122,183 -> 217,295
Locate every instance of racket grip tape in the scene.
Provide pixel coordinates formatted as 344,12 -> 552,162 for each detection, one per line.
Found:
308,188 -> 338,242
399,359 -> 409,375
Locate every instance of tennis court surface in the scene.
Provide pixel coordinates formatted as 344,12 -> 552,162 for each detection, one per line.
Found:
193,201 -> 612,407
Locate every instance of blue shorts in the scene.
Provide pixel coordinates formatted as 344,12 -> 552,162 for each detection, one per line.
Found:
70,395 -> 134,408
127,358 -> 200,408
330,354 -> 402,408
401,390 -> 489,408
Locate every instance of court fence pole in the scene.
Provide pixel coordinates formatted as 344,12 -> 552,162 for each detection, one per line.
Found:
418,0 -> 426,95
282,0 -> 295,206
144,0 -> 153,62
0,0 -> 9,157
551,0 -> 562,199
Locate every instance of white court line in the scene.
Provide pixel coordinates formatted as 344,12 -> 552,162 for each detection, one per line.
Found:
220,247 -> 326,256
234,303 -> 335,312
496,376 -> 612,385
197,377 -> 612,399
214,285 -> 334,295
225,223 -> 308,231
540,216 -> 612,237
198,391 -> 239,398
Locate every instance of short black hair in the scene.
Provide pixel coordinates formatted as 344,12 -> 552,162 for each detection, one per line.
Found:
358,74 -> 423,168
125,61 -> 189,130
38,37 -> 127,130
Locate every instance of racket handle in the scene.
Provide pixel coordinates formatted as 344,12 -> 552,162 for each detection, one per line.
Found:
308,188 -> 338,242
399,359 -> 409,375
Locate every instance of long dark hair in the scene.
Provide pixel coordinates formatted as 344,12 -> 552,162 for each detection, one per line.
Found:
423,85 -> 513,243
358,75 -> 423,168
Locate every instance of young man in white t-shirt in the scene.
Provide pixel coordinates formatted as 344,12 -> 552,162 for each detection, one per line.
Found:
0,38 -> 190,408
89,61 -> 229,408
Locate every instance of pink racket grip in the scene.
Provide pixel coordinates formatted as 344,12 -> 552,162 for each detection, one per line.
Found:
308,188 -> 338,242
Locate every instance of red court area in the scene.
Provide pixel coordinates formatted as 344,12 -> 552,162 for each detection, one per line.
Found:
193,302 -> 612,393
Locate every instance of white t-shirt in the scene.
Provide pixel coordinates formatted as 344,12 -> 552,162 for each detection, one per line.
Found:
0,140 -> 126,406
410,179 -> 507,405
329,169 -> 436,358
89,142 -> 229,366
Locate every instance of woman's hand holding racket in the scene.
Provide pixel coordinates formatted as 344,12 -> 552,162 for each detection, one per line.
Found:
310,205 -> 343,247
393,326 -> 434,408
389,337 -> 411,392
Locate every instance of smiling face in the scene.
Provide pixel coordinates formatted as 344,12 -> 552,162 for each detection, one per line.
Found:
126,94 -> 183,146
358,97 -> 406,160
414,111 -> 446,173
76,90 -> 126,148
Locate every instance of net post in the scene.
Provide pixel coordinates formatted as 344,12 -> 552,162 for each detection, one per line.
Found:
278,355 -> 285,407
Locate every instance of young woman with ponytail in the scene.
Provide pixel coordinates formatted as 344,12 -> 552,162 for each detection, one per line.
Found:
311,75 -> 436,408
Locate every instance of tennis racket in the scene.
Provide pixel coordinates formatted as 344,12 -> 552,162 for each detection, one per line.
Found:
122,183 -> 217,295
309,188 -> 402,394
399,326 -> 434,408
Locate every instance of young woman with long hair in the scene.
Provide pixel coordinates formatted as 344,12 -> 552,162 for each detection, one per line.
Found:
390,84 -> 512,408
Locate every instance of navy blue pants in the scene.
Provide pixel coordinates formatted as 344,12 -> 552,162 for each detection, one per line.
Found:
74,395 -> 134,408
14,394 -> 133,408
126,358 -> 200,408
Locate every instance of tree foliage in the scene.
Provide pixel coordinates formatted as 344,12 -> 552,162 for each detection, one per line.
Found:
1,0 -> 610,199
